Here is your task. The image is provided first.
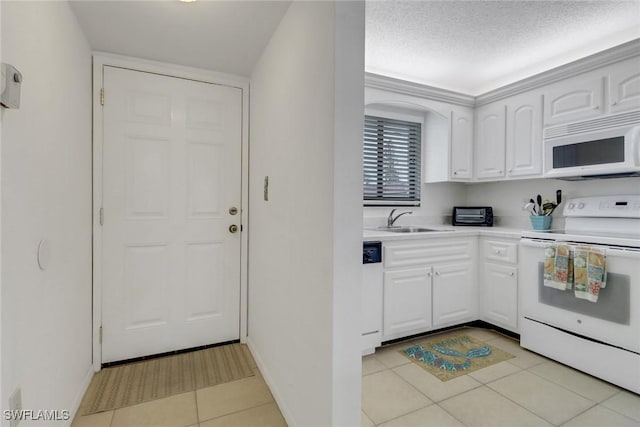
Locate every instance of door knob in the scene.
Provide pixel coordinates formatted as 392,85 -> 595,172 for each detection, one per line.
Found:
229,224 -> 239,233
229,207 -> 238,215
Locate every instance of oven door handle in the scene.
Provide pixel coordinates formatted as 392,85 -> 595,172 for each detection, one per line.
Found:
519,239 -> 554,248
520,239 -> 640,258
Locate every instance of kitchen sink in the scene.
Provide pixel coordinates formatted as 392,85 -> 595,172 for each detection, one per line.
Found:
377,226 -> 451,233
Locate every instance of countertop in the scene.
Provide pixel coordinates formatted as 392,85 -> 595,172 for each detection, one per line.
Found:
363,225 -> 524,242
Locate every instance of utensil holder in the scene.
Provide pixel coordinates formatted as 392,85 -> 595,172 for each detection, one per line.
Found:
530,215 -> 552,230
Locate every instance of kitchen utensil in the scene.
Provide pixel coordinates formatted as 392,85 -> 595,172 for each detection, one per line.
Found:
529,198 -> 537,215
523,202 -> 536,216
556,189 -> 562,205
542,201 -> 556,216
536,194 -> 543,214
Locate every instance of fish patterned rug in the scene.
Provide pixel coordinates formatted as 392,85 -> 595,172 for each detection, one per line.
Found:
401,332 -> 514,381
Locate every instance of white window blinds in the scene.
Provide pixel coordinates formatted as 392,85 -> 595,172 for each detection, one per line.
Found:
363,115 -> 422,206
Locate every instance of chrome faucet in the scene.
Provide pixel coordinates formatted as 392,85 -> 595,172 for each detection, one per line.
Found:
387,209 -> 413,227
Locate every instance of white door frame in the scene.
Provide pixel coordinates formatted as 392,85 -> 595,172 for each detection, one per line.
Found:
92,53 -> 249,371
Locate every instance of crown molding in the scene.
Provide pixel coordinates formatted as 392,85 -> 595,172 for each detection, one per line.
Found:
365,72 -> 476,108
475,38 -> 640,106
365,39 -> 640,109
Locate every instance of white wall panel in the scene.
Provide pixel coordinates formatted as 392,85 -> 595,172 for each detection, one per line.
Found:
1,2 -> 93,424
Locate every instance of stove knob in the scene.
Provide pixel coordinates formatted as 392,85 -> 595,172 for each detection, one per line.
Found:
578,203 -> 585,209
568,203 -> 575,209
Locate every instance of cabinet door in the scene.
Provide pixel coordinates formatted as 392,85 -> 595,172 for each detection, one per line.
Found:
432,262 -> 476,327
544,74 -> 604,126
609,57 -> 640,114
506,92 -> 543,178
450,109 -> 474,181
383,267 -> 432,340
475,103 -> 506,180
481,263 -> 518,331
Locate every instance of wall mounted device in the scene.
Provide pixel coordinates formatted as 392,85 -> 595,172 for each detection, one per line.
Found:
1,63 -> 23,109
544,112 -> 640,179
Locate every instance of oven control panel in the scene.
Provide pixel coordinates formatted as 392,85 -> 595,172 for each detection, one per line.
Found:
563,195 -> 640,218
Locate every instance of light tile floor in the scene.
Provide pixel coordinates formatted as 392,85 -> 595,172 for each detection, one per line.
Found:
362,327 -> 640,427
71,361 -> 287,427
72,327 -> 640,427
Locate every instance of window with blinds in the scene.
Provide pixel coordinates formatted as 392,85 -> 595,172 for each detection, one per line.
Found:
363,115 -> 422,206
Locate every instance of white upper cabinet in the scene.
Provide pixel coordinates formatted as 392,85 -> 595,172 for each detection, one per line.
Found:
608,57 -> 640,114
544,73 -> 604,126
366,47 -> 640,184
449,108 -> 474,181
474,102 -> 506,180
505,92 -> 543,178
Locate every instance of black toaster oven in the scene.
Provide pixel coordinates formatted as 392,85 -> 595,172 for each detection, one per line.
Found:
452,206 -> 493,226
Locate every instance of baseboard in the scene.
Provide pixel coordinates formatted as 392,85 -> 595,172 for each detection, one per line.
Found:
67,365 -> 95,426
381,320 -> 520,347
246,338 -> 297,427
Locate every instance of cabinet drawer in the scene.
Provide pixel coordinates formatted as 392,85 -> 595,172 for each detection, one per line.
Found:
483,239 -> 518,264
384,239 -> 474,268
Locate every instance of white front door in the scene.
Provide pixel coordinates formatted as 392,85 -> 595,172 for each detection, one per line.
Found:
101,66 -> 242,363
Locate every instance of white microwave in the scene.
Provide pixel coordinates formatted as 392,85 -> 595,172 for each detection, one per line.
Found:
544,121 -> 640,180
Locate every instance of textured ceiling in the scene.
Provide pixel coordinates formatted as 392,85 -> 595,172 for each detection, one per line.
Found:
366,0 -> 640,95
70,0 -> 291,77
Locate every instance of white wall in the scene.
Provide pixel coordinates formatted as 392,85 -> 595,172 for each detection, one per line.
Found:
331,2 -> 365,425
466,177 -> 640,229
366,178 -> 640,230
0,0 -> 3,412
248,1 -> 364,426
364,182 -> 467,227
1,2 -> 93,425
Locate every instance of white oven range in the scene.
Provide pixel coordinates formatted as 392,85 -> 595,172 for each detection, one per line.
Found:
519,195 -> 640,394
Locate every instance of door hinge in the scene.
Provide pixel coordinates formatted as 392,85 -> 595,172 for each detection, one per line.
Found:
100,88 -> 104,106
99,207 -> 104,226
99,326 -> 103,344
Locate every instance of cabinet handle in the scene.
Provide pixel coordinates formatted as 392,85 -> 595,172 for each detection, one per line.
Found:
453,171 -> 458,175
509,272 -> 515,276
498,170 -> 503,174
435,271 -> 440,276
427,272 -> 432,277
495,249 -> 501,254
611,101 -> 618,106
593,106 -> 599,110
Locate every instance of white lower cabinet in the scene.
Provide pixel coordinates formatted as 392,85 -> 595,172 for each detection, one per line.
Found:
382,238 -> 477,341
432,262 -> 477,327
479,238 -> 519,332
383,267 -> 432,340
481,263 -> 518,330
